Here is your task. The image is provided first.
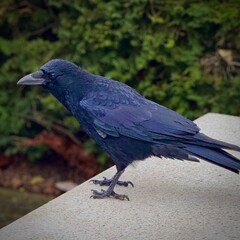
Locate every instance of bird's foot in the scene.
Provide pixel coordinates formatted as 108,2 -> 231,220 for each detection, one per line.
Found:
90,177 -> 134,187
90,189 -> 129,201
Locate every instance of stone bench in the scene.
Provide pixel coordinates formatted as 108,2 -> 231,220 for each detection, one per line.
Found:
0,113 -> 239,240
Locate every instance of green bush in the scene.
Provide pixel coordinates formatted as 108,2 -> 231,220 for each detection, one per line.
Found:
1,0 -> 240,162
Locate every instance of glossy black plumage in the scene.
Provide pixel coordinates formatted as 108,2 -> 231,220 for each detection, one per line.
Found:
18,59 -> 240,200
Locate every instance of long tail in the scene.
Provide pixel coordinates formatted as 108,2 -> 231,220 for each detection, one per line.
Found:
153,132 -> 240,173
193,132 -> 240,151
185,143 -> 240,174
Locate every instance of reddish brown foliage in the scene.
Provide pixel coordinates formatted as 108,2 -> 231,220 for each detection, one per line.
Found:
0,154 -> 14,168
22,131 -> 99,179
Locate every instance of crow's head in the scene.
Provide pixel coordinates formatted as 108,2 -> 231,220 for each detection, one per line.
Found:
17,59 -> 92,105
17,59 -> 81,89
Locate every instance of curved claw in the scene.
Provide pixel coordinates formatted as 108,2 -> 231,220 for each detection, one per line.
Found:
112,192 -> 129,201
128,181 -> 134,187
119,181 -> 134,187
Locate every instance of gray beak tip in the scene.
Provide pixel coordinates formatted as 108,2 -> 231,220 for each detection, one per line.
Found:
17,71 -> 45,86
17,79 -> 25,85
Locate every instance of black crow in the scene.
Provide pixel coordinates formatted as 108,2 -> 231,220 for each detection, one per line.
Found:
17,59 -> 240,200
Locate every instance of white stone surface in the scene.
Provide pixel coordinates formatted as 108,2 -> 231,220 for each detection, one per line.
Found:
0,113 -> 240,240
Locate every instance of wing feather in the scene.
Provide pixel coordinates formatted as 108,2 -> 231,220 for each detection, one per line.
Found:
80,97 -> 199,143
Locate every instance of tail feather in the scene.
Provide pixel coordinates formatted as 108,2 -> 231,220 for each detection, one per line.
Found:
194,133 -> 240,151
186,145 -> 240,174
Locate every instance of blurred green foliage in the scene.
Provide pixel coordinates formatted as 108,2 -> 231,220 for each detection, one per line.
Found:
0,0 -> 240,163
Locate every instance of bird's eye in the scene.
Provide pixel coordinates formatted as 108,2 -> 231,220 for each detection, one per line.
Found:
48,72 -> 57,80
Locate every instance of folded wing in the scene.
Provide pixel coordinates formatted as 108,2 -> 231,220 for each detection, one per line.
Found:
80,97 -> 199,143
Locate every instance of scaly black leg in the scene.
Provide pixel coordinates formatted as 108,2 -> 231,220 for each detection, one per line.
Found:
90,170 -> 131,200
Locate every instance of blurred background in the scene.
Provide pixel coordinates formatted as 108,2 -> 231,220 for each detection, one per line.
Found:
0,0 -> 240,228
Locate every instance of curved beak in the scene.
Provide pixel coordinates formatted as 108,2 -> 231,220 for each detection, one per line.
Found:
17,70 -> 45,85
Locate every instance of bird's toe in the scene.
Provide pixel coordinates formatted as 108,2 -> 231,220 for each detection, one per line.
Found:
90,189 -> 129,201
